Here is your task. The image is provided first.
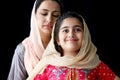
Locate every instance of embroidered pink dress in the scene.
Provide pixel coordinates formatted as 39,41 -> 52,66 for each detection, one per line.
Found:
34,62 -> 115,80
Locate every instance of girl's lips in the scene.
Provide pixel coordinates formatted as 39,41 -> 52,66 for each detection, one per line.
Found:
66,38 -> 78,42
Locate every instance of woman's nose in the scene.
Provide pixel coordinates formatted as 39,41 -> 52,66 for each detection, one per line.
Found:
46,15 -> 52,23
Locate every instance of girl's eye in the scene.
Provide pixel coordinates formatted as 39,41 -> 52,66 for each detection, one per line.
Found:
76,29 -> 81,32
75,28 -> 82,32
63,29 -> 69,33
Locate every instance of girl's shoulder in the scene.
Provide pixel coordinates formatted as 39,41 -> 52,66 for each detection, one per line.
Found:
88,61 -> 115,80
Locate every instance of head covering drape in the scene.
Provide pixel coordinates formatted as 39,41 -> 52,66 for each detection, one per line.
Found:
22,0 -> 44,75
27,14 -> 101,80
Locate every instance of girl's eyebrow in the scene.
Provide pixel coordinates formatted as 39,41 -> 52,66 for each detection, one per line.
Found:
60,25 -> 82,30
60,26 -> 69,30
74,25 -> 83,29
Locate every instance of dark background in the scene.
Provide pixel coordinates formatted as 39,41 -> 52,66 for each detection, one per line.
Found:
1,0 -> 120,80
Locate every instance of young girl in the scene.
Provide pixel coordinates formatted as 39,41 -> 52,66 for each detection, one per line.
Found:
27,11 -> 120,80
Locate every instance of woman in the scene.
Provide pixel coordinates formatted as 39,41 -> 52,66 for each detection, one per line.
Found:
7,0 -> 64,80
27,11 -> 120,80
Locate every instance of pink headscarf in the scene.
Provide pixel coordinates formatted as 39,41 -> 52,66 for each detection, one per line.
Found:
22,1 -> 45,75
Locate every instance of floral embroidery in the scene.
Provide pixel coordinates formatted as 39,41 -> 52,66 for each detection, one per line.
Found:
53,68 -> 65,77
81,69 -> 91,76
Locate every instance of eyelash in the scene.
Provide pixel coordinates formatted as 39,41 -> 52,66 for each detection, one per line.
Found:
41,13 -> 59,18
62,29 -> 82,33
53,15 -> 59,18
63,29 -> 69,33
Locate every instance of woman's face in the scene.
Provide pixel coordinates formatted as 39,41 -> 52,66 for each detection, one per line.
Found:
57,17 -> 84,56
36,0 -> 61,34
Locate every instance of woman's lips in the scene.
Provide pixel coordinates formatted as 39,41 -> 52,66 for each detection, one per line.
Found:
44,25 -> 53,29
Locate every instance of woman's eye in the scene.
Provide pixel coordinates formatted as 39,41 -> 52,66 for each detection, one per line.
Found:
52,15 -> 59,18
41,13 -> 47,16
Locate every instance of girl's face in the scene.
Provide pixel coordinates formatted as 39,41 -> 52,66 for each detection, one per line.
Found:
36,0 -> 61,34
57,18 -> 84,56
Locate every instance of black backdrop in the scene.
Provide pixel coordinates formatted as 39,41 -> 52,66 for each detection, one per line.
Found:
1,0 -> 120,80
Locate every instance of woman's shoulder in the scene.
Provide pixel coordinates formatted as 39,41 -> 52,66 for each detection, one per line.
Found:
16,43 -> 25,49
14,42 -> 25,56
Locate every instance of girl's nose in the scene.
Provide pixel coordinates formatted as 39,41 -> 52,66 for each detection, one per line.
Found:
68,30 -> 74,38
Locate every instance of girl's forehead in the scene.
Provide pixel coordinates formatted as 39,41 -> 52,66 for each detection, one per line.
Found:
60,18 -> 83,27
63,18 -> 80,23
